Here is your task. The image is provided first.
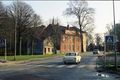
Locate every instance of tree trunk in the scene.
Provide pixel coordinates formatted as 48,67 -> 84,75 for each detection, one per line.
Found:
27,40 -> 30,55
32,40 -> 34,55
53,43 -> 57,54
79,17 -> 83,52
79,24 -> 84,52
19,37 -> 22,56
4,39 -> 7,60
80,33 -> 84,52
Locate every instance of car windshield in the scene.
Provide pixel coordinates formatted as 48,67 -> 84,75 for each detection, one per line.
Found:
65,53 -> 76,56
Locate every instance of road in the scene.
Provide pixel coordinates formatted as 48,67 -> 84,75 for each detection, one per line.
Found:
0,52 -> 119,80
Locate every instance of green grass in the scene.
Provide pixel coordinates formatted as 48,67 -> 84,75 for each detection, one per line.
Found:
0,52 -> 88,61
0,53 -> 64,61
106,52 -> 120,56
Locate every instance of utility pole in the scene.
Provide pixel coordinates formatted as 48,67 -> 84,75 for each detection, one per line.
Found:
14,0 -> 18,61
113,0 -> 117,70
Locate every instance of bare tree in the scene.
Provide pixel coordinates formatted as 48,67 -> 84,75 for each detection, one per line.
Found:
95,33 -> 103,46
7,1 -> 35,54
31,13 -> 42,55
0,2 -> 15,55
7,1 -> 34,37
0,2 -> 5,37
50,18 -> 60,54
0,2 -> 5,17
106,24 -> 113,35
0,2 -> 13,40
32,13 -> 42,27
64,0 -> 95,52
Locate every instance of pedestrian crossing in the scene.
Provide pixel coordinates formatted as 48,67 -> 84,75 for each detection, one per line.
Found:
33,64 -> 96,69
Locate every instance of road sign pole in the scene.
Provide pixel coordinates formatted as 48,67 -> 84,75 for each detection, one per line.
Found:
113,0 -> 117,70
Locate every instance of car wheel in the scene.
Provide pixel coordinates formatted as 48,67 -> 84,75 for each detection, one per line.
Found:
64,61 -> 66,64
75,61 -> 79,64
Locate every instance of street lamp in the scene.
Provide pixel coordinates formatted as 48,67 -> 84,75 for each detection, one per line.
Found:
113,0 -> 117,70
14,0 -> 18,61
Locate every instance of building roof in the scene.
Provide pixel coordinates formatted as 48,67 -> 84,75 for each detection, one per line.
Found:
32,24 -> 87,41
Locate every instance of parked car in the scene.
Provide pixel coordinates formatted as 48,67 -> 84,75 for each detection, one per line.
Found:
63,52 -> 81,64
93,49 -> 100,54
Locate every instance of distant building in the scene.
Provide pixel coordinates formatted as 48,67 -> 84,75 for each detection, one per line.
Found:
33,30 -> 54,54
32,37 -> 53,55
31,24 -> 87,54
43,37 -> 53,54
33,39 -> 43,54
60,27 -> 81,53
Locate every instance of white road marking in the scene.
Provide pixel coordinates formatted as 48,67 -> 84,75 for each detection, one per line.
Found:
36,65 -> 45,67
45,65 -> 55,68
29,64 -> 87,69
56,65 -> 66,68
77,65 -> 85,68
66,65 -> 77,68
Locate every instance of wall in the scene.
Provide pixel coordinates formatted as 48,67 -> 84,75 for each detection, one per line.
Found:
60,31 -> 81,53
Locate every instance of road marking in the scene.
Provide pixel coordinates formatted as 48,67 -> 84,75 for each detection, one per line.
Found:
45,65 -> 55,68
29,64 -> 88,69
36,65 -> 45,67
66,65 -> 77,68
56,65 -> 66,68
77,65 -> 85,68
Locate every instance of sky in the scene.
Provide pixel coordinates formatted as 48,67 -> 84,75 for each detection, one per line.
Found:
2,1 -> 120,34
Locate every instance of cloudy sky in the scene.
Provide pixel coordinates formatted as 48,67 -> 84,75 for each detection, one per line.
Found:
3,1 -> 120,34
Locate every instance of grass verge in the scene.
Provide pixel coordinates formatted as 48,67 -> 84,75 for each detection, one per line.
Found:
0,53 -> 64,61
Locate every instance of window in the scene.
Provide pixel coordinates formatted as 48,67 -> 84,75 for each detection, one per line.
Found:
65,53 -> 76,56
44,48 -> 46,53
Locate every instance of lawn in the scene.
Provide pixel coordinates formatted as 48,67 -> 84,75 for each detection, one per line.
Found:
0,53 -> 64,61
106,52 -> 120,56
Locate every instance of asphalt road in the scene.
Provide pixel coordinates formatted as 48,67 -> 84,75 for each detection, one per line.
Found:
0,52 -> 119,80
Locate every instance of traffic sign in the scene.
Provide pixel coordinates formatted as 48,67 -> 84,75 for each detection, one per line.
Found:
105,36 -> 114,43
0,38 -> 5,47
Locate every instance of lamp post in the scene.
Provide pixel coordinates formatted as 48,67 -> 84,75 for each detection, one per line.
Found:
113,0 -> 117,70
14,0 -> 18,61
14,16 -> 17,61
